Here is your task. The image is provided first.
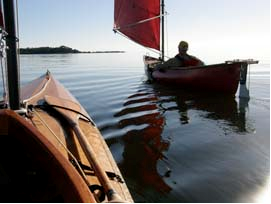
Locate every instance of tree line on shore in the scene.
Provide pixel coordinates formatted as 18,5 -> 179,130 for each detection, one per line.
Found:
20,46 -> 80,54
20,45 -> 124,54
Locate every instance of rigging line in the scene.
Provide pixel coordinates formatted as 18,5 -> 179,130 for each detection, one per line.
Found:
165,11 -> 169,59
114,14 -> 165,31
15,0 -> 20,84
33,108 -> 92,187
0,1 -> 6,102
0,53 -> 6,95
0,34 -> 7,99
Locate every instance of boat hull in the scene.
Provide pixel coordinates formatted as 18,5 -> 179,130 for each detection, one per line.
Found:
1,72 -> 133,202
0,109 -> 95,202
144,56 -> 243,95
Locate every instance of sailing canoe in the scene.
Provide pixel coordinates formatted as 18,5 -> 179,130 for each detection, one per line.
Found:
0,72 -> 133,202
144,56 -> 249,94
114,0 -> 258,95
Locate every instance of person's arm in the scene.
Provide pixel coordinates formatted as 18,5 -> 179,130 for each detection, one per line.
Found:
155,58 -> 181,70
196,57 -> 205,66
190,55 -> 205,66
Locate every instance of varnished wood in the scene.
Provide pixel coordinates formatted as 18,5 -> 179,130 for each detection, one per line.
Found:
23,72 -> 133,202
44,95 -> 125,202
0,109 -> 95,202
1,72 -> 133,202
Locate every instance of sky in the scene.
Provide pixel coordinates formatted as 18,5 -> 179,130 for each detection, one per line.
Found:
17,0 -> 270,64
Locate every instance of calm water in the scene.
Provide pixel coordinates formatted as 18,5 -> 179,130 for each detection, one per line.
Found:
1,54 -> 270,202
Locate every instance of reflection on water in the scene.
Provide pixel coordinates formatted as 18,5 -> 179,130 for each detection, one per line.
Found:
110,81 -> 265,202
1,54 -> 269,202
151,85 -> 251,132
114,91 -> 172,195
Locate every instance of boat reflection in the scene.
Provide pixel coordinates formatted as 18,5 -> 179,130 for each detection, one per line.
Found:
114,89 -> 172,194
152,84 -> 251,133
113,83 -> 252,199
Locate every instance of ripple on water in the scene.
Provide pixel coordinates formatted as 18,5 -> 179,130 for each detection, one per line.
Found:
15,55 -> 270,203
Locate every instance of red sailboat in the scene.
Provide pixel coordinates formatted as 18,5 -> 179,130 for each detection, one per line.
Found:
113,0 -> 258,95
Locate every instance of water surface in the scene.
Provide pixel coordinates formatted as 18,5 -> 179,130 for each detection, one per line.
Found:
1,53 -> 269,202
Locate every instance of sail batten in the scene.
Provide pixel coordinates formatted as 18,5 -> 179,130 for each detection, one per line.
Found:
114,0 -> 160,51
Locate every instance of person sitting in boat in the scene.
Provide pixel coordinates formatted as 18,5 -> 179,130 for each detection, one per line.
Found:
156,41 -> 204,71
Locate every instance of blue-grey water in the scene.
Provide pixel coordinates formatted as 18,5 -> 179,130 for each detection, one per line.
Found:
0,54 -> 270,202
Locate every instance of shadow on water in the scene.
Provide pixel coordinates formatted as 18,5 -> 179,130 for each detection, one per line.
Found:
106,80 -> 261,202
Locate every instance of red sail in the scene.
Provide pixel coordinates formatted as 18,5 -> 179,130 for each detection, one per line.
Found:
114,0 -> 160,51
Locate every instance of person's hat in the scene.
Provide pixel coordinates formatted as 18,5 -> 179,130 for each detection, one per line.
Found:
178,41 -> 188,51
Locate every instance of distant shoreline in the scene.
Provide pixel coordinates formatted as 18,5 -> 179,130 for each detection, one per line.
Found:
19,45 -> 125,54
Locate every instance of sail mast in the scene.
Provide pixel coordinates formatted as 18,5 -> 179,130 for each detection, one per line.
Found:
161,0 -> 165,61
3,0 -> 20,110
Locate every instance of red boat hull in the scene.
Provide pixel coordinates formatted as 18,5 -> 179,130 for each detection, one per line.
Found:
144,56 -> 243,95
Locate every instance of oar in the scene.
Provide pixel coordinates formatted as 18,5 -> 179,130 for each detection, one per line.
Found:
44,95 -> 124,202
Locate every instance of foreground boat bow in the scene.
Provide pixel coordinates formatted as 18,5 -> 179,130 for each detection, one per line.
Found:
25,72 -> 133,202
1,0 -> 132,201
0,109 -> 95,202
1,71 -> 133,202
